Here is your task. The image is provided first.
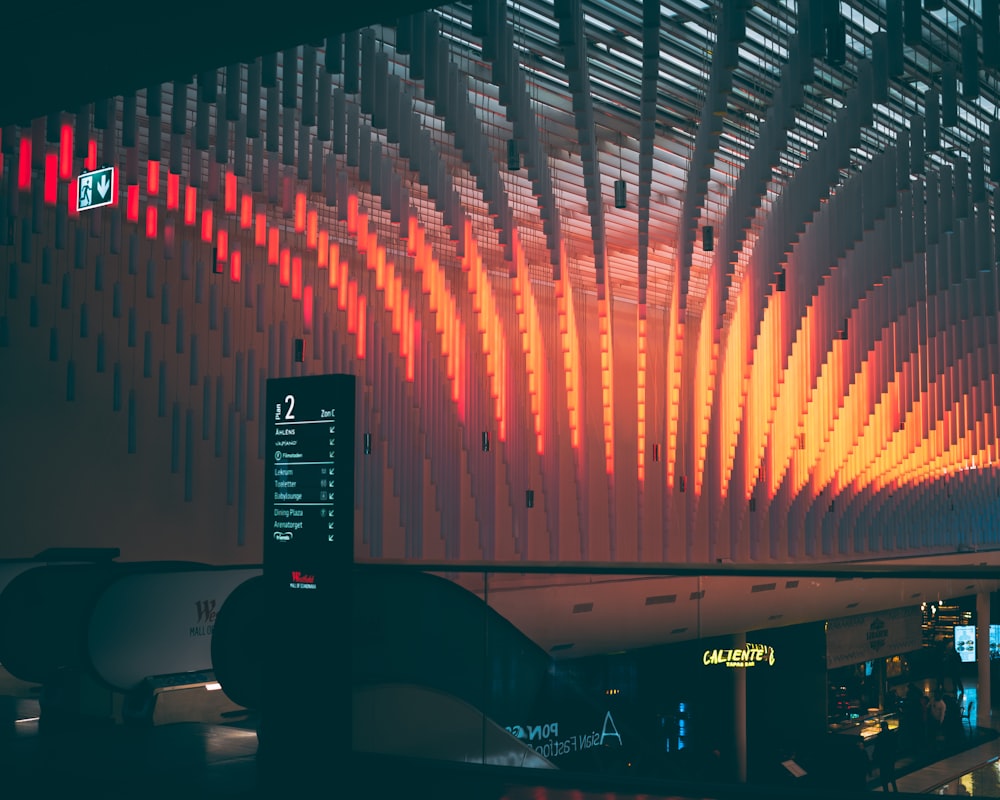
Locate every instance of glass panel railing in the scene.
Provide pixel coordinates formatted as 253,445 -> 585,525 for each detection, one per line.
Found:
352,559 -> 1000,795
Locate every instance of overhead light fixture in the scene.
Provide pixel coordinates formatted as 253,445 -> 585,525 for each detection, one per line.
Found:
507,138 -> 519,171
614,133 -> 627,208
614,179 -> 627,209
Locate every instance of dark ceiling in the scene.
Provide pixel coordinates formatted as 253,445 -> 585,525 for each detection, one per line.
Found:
0,2 -> 442,127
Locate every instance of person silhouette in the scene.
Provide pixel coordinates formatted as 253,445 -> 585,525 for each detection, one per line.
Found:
873,721 -> 899,792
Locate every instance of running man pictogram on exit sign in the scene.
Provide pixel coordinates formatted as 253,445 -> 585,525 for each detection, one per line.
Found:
76,166 -> 117,211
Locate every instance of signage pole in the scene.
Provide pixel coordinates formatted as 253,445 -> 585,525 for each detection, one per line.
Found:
733,631 -> 747,783
977,592 -> 991,728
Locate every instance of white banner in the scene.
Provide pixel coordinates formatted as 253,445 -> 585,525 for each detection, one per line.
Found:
826,606 -> 923,669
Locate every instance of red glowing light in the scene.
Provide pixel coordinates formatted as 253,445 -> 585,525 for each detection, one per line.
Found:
375,248 -> 385,291
357,214 -> 369,253
347,194 -> 358,235
268,228 -> 280,266
230,251 -> 242,282
303,285 -> 314,331
43,153 -> 58,205
347,281 -> 358,333
317,231 -> 329,268
59,124 -> 73,180
126,184 -> 139,223
224,173 -> 237,214
201,209 -> 214,242
145,205 -> 158,239
356,295 -> 367,360
216,230 -> 228,262
291,256 -> 303,300
85,140 -> 97,171
166,173 -> 179,210
294,192 -> 306,232
400,289 -> 410,358
279,249 -> 291,287
337,263 -> 348,310
17,134 -> 31,191
306,210 -> 318,249
147,160 -> 160,195
240,194 -> 253,229
184,186 -> 197,225
255,213 -> 267,246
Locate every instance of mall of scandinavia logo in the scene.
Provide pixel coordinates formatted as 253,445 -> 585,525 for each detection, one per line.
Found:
290,571 -> 317,590
190,599 -> 217,638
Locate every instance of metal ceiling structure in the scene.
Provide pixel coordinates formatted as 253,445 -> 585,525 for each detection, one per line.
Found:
5,0 -> 1000,564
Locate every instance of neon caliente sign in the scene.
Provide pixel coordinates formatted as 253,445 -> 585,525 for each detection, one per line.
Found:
702,644 -> 775,668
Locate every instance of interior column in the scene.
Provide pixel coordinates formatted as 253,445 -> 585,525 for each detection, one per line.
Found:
977,591 -> 991,728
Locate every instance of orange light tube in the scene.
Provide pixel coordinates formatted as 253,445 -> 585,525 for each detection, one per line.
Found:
279,249 -> 291,287
303,285 -> 314,331
317,231 -> 329,268
357,213 -> 369,253
215,229 -> 228,261
375,248 -> 385,291
255,213 -> 267,246
347,280 -> 358,333
230,250 -> 242,283
268,228 -> 280,266
400,289 -> 411,358
294,192 -> 307,232
347,193 -> 358,235
356,295 -> 367,359
306,210 -> 318,249
291,256 -> 303,300
240,194 -> 253,229
338,263 -> 348,310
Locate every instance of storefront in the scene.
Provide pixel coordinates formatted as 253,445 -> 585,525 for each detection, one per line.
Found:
825,606 -> 924,737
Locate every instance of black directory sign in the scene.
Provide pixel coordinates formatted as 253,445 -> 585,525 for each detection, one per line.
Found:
263,373 -> 356,592
260,373 -> 356,791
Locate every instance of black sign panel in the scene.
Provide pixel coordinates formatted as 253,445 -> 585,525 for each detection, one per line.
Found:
263,373 -> 356,591
260,373 -> 356,790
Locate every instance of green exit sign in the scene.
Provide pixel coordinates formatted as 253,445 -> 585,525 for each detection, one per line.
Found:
76,166 -> 117,211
